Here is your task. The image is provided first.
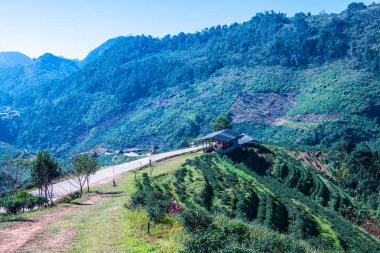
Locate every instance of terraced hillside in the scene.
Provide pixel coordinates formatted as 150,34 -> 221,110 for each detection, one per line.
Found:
137,144 -> 380,252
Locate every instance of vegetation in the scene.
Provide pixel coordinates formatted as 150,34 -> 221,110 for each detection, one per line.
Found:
182,216 -> 319,253
30,150 -> 60,205
0,3 -> 379,155
0,154 -> 30,196
1,149 -> 379,252
0,190 -> 47,214
131,145 -> 380,252
211,115 -> 231,131
130,173 -> 170,233
327,136 -> 380,222
0,153 -> 196,252
95,153 -> 140,166
71,153 -> 98,196
0,2 -> 379,251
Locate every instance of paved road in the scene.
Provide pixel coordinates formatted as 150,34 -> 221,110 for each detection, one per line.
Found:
31,147 -> 202,200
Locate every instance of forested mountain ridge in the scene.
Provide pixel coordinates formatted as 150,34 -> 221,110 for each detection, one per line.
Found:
0,2 -> 380,155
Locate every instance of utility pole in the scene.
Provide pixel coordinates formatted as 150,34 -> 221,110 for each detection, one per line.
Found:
113,167 -> 116,187
112,155 -> 117,187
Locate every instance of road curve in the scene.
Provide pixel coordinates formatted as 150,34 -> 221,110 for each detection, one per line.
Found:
31,147 -> 202,200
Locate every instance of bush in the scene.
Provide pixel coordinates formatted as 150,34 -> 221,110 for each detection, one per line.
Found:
180,205 -> 213,232
2,191 -> 47,214
182,217 -> 311,253
0,191 -> 47,214
129,173 -> 171,233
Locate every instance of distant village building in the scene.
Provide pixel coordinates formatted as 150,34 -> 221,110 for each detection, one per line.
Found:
200,129 -> 258,154
122,148 -> 146,155
91,147 -> 108,157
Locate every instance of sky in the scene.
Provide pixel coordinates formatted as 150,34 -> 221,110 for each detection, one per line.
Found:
0,0 -> 377,60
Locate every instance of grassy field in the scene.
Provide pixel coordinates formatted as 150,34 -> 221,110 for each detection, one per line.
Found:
1,152 -> 200,253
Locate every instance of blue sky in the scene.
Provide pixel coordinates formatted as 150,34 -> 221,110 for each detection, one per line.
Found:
0,0 -> 377,59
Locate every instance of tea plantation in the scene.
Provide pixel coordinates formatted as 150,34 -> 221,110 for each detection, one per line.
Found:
133,143 -> 380,252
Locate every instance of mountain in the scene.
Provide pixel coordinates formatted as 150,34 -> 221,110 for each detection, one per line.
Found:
0,2 -> 380,155
82,36 -> 125,65
0,52 -> 31,68
0,53 -> 80,148
0,53 -> 80,96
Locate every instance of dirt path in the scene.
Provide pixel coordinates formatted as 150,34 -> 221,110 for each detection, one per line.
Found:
0,194 -> 102,253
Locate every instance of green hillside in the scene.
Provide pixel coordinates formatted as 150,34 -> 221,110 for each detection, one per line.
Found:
0,146 -> 378,252
0,3 -> 379,155
132,145 -> 380,252
0,141 -> 17,159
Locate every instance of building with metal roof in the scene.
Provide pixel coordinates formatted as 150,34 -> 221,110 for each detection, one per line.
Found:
199,129 -> 259,154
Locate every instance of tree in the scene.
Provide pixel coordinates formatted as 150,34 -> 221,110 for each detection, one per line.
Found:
211,115 -> 231,132
71,153 -> 98,196
130,173 -> 169,233
0,155 -> 29,195
347,2 -> 366,13
30,150 -> 60,206
329,138 -> 380,219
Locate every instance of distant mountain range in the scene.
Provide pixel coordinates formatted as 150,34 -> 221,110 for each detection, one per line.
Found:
0,2 -> 379,156
0,52 -> 31,68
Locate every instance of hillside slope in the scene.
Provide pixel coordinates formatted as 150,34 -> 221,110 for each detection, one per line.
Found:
138,144 -> 380,252
0,3 -> 379,154
3,149 -> 378,252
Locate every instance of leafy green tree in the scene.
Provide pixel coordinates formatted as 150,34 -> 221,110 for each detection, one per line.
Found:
329,137 -> 380,220
211,115 -> 231,132
72,153 -> 98,196
30,150 -> 60,206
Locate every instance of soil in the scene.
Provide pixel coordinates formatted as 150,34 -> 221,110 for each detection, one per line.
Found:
0,194 -> 102,253
361,217 -> 380,239
292,150 -> 335,180
230,92 -> 297,124
229,92 -> 340,126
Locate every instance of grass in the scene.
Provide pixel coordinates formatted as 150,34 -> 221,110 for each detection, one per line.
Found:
1,152 -> 200,252
66,152 -> 199,252
0,203 -> 64,229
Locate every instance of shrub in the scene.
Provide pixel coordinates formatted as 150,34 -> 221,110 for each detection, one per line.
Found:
0,190 -> 47,214
129,173 -> 170,233
180,205 -> 213,232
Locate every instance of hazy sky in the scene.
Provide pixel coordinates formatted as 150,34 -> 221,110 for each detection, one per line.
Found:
0,0 -> 377,59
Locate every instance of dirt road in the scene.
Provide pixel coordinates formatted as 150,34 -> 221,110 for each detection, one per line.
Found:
0,147 -> 201,252
0,194 -> 101,253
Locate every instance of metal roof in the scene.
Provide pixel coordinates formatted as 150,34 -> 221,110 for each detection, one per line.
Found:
238,134 -> 260,145
200,129 -> 260,144
200,129 -> 243,142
